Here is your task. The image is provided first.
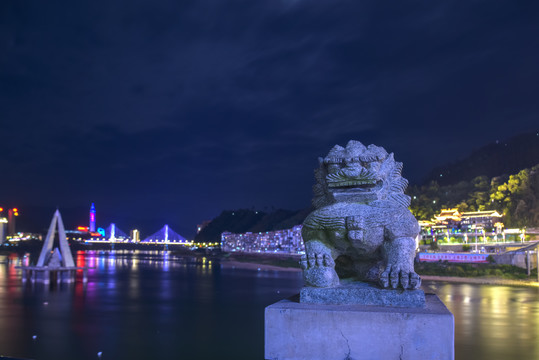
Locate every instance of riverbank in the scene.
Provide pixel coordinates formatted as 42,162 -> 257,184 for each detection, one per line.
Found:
219,260 -> 301,272
218,253 -> 539,287
219,253 -> 302,272
219,259 -> 539,286
422,275 -> 539,287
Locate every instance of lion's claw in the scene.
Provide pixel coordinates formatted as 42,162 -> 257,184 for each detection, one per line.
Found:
409,273 -> 421,289
323,254 -> 335,267
301,252 -> 339,288
379,265 -> 421,290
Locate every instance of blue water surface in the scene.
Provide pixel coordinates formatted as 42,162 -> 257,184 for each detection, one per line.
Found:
0,251 -> 538,360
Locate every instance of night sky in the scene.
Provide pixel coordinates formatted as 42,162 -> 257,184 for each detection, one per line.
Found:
1,1 -> 538,238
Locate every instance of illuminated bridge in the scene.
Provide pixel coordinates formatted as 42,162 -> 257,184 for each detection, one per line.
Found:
142,225 -> 188,244
106,223 -> 128,241
84,223 -> 129,243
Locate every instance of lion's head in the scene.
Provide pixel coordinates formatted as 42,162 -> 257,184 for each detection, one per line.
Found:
312,140 -> 410,209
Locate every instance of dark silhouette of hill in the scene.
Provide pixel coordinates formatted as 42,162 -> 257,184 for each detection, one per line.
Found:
424,131 -> 539,186
194,208 -> 311,243
197,131 -> 539,243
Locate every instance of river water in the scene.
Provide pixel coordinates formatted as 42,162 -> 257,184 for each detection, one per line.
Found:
0,250 -> 537,360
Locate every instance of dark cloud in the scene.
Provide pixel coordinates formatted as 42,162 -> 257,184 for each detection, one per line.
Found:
1,1 -> 538,236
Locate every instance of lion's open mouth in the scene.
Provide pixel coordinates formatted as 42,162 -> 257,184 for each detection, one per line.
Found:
328,180 -> 383,192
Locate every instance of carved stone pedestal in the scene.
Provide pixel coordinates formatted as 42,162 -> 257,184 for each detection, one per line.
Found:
300,281 -> 426,307
265,294 -> 454,360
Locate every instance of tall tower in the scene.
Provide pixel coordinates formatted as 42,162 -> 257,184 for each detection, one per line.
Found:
131,229 -> 140,242
89,203 -> 96,232
7,208 -> 18,235
0,207 -> 6,244
0,217 -> 7,244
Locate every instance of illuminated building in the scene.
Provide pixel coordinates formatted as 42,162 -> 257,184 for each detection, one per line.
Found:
221,225 -> 305,254
426,208 -> 504,232
65,229 -> 91,241
65,226 -> 99,242
419,208 -> 506,244
6,232 -> 41,242
0,217 -> 7,244
89,203 -> 96,232
461,210 -> 503,229
7,208 -> 19,235
434,208 -> 461,227
132,229 -> 140,242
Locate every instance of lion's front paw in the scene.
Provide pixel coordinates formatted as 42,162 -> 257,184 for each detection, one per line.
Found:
379,264 -> 421,290
300,253 -> 339,288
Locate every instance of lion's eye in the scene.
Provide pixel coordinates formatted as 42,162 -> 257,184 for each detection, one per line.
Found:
328,164 -> 340,173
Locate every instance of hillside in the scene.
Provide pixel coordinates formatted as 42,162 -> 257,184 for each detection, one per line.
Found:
424,131 -> 539,185
197,162 -> 539,243
408,164 -> 539,227
196,131 -> 539,242
194,207 -> 311,243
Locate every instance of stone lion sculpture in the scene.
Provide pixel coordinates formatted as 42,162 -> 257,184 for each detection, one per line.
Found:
300,140 -> 421,290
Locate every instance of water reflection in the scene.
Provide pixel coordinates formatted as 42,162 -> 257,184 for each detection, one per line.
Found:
0,252 -> 538,360
423,281 -> 539,360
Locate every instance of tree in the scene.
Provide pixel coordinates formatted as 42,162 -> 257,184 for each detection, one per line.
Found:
408,164 -> 539,228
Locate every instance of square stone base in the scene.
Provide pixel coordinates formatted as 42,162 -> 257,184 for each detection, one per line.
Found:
265,294 -> 454,360
300,281 -> 426,307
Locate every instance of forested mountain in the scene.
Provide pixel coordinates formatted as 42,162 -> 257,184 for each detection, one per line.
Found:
196,131 -> 539,242
197,165 -> 539,243
408,164 -> 539,227
424,131 -> 539,185
194,208 -> 311,243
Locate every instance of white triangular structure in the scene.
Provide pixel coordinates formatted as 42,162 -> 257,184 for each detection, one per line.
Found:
36,210 -> 75,267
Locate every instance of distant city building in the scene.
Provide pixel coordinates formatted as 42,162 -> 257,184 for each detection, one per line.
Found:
89,203 -> 96,232
424,208 -> 503,232
65,229 -> 93,241
6,232 -> 42,242
461,210 -> 503,229
434,209 -> 461,228
419,208 -> 505,243
7,208 -> 18,235
65,225 -> 105,242
132,229 -> 140,242
221,225 -> 305,254
0,218 -> 8,244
